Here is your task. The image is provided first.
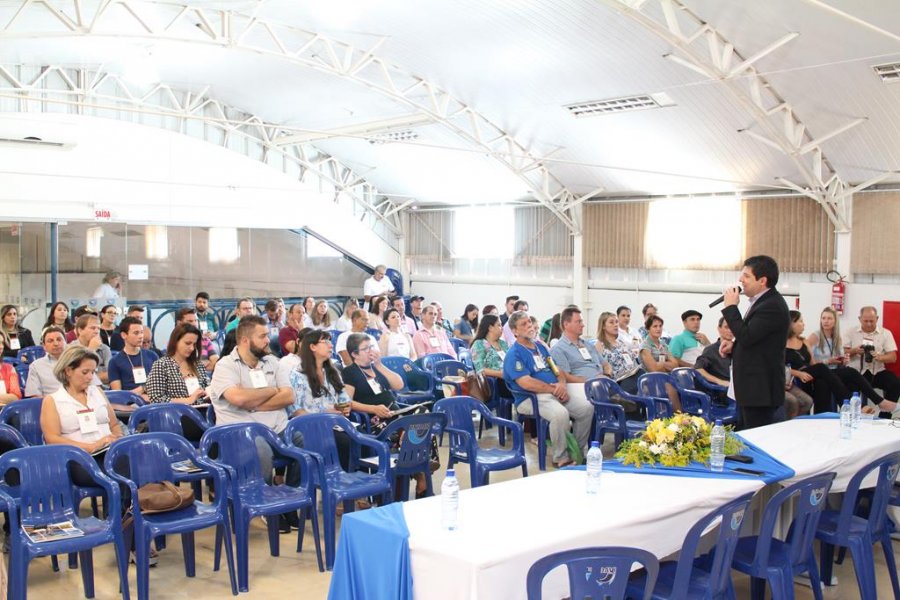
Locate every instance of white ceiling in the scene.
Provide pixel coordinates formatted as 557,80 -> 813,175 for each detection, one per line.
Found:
1,0 -> 899,207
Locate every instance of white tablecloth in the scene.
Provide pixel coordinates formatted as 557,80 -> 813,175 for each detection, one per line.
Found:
739,418 -> 900,492
402,470 -> 763,600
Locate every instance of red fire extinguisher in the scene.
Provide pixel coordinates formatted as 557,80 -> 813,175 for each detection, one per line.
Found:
827,270 -> 846,315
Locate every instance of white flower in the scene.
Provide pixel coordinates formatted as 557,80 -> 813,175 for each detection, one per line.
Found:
649,444 -> 662,455
668,423 -> 680,432
638,441 -> 648,448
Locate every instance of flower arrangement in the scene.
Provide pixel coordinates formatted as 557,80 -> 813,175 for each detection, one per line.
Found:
615,414 -> 744,468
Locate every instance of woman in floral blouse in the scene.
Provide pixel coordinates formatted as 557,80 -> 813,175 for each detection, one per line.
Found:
471,314 -> 511,398
594,311 -> 644,394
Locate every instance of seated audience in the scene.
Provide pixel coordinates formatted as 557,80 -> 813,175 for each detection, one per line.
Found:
501,299 -> 529,346
175,307 -> 219,371
639,314 -> 681,411
125,305 -> 146,325
844,305 -> 900,411
1,304 -> 35,358
261,299 -> 285,356
335,298 -> 358,332
694,317 -> 734,389
65,305 -> 96,342
337,310 -> 378,366
276,327 -> 312,391
0,335 -> 22,403
638,303 -> 672,343
341,333 -> 405,427
279,303 -> 307,356
225,297 -> 256,333
367,295 -> 389,332
616,305 -> 642,354
44,301 -> 75,335
406,295 -> 425,333
453,304 -> 479,344
146,323 -> 211,406
594,311 -> 643,394
471,314 -> 509,385
499,295 -> 518,326
287,330 -> 350,419
107,316 -> 158,400
142,325 -> 162,358
98,304 -> 123,351
391,297 -> 415,337
503,311 -> 592,468
310,300 -> 333,331
431,302 -> 454,337
303,297 -> 316,321
412,304 -> 457,359
70,313 -> 112,384
668,310 -> 710,367
379,308 -> 417,360
363,264 -> 395,306
194,291 -> 218,338
550,306 -> 611,385
26,326 -> 78,397
786,310 -> 850,414
482,304 -> 500,318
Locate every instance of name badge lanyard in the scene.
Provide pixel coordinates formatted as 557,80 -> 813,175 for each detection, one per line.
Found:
129,351 -> 147,384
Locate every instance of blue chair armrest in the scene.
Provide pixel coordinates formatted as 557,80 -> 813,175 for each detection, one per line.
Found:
345,428 -> 392,478
695,377 -> 728,394
271,443 -> 317,491
593,401 -> 627,425
679,389 -> 712,419
192,455 -> 231,509
0,487 -> 18,529
444,425 -> 476,459
439,379 -> 464,395
488,416 -> 524,452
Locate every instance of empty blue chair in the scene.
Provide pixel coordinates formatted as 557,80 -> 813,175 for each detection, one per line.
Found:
639,372 -> 710,420
584,377 -> 653,447
283,413 -> 393,570
0,445 -> 129,600
200,423 -> 323,592
380,356 -> 436,404
434,396 -> 526,486
672,367 -> 738,425
732,472 -> 836,600
16,346 -> 44,365
434,359 -> 469,396
104,433 -> 237,600
815,451 -> 900,600
0,397 -> 44,445
129,403 -> 208,445
626,491 -> 757,599
590,377 -> 672,421
417,352 -> 455,376
363,412 -> 446,500
509,389 -> 551,471
527,546 -> 659,600
105,389 -> 147,407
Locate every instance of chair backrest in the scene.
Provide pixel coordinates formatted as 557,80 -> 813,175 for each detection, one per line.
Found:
284,413 -> 355,476
385,268 -> 403,296
200,423 -> 275,488
0,397 -> 44,445
418,353 -> 454,375
457,348 -> 473,370
671,368 -> 696,390
329,329 -> 342,347
586,377 -> 670,420
835,450 -> 900,539
755,472 -> 836,569
0,445 -> 99,525
433,360 -> 469,381
670,491 -> 756,597
585,377 -> 615,404
14,364 -> 28,390
130,403 -> 207,438
526,546 -> 659,600
433,396 -> 479,439
378,413 -> 446,473
0,423 -> 27,453
448,337 -> 468,355
16,346 -> 45,365
105,432 -> 196,487
105,389 -> 147,407
638,372 -> 673,399
365,328 -> 382,341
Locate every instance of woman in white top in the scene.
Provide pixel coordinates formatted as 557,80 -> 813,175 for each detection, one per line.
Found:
40,345 -> 124,478
334,298 -> 358,332
615,305 -> 642,356
379,308 -> 417,360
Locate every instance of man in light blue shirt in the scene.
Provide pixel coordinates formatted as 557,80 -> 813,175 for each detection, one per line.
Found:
669,309 -> 711,367
550,306 -> 611,382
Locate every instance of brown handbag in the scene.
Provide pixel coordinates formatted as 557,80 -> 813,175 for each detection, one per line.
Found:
466,370 -> 491,403
137,481 -> 195,514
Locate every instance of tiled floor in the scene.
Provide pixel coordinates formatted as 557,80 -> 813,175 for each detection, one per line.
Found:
13,426 -> 900,599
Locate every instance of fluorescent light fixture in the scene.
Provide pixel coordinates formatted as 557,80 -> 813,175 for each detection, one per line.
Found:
145,225 -> 168,260
367,129 -> 420,144
873,61 -> 900,83
209,227 -> 240,263
86,226 -> 104,258
564,92 -> 676,118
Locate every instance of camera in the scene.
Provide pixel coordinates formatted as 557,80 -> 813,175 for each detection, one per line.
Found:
861,343 -> 876,363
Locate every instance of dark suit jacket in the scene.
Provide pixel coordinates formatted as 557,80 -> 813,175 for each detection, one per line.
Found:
722,287 -> 790,409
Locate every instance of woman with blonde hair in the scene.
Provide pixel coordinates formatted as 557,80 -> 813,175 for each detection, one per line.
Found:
594,311 -> 644,394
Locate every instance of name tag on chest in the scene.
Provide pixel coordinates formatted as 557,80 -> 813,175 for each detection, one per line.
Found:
9,337 -> 20,351
429,336 -> 440,348
199,321 -> 209,333
533,354 -> 547,370
77,408 -> 100,434
578,347 -> 592,360
249,369 -> 268,389
184,376 -> 201,395
132,366 -> 147,384
368,377 -> 383,394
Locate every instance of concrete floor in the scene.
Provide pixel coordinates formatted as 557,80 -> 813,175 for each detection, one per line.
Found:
13,424 -> 900,600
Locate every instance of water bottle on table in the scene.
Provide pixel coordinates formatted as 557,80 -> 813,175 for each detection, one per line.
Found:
850,392 -> 861,429
585,441 -> 603,494
840,399 -> 852,439
441,468 -> 459,531
709,419 -> 725,473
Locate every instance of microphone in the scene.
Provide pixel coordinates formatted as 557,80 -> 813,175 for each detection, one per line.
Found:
709,286 -> 742,308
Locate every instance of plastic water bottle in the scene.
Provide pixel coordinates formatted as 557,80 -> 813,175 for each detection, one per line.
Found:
710,419 -> 726,473
850,392 -> 861,429
585,441 -> 603,494
840,399 -> 852,439
441,469 -> 459,530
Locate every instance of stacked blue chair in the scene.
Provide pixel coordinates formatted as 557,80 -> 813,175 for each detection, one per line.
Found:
434,396 -> 526,486
626,491 -> 757,599
200,423 -> 323,592
380,356 -> 436,404
16,346 -> 44,365
363,412 -> 446,500
0,397 -> 44,446
638,372 -> 710,420
731,472 -> 836,599
509,389 -> 550,471
104,433 -> 238,600
0,445 -> 130,600
672,367 -> 738,425
283,413 -> 393,570
527,546 -> 659,600
815,451 -> 900,600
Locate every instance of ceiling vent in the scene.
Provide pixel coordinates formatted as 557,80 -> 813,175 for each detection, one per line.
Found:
0,136 -> 75,149
367,129 -> 419,144
873,61 -> 900,83
564,92 -> 675,118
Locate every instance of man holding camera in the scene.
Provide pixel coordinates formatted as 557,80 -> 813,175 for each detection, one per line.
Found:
845,306 -> 900,407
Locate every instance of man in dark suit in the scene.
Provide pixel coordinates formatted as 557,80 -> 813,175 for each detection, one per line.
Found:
721,255 -> 790,429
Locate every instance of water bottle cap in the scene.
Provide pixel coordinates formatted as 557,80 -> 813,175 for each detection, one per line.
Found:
843,399 -> 850,405
714,419 -> 723,426
446,469 -> 455,477
590,441 -> 599,448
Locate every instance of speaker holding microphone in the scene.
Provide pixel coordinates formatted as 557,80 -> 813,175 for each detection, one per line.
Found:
709,286 -> 742,308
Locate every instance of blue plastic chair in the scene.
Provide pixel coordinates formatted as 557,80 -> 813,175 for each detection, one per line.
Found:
0,445 -> 130,600
15,346 -> 44,365
328,329 -> 342,347
589,377 -> 673,421
15,364 -> 28,391
815,451 -> 900,600
0,397 -> 44,446
457,348 -> 474,370
364,327 -> 382,341
527,546 -> 659,600
129,403 -> 208,445
448,336 -> 469,357
732,472 -> 836,600
283,413 -> 393,570
0,423 -> 28,515
105,389 -> 147,407
200,423 -> 323,592
509,389 -> 551,471
672,367 -> 738,425
626,491 -> 757,599
363,412 -> 446,500
417,352 -> 455,377
385,268 -> 404,296
584,377 -> 653,447
639,372 -> 711,420
433,359 -> 470,395
380,356 -> 436,404
434,396 -> 526,487
104,433 -> 238,600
